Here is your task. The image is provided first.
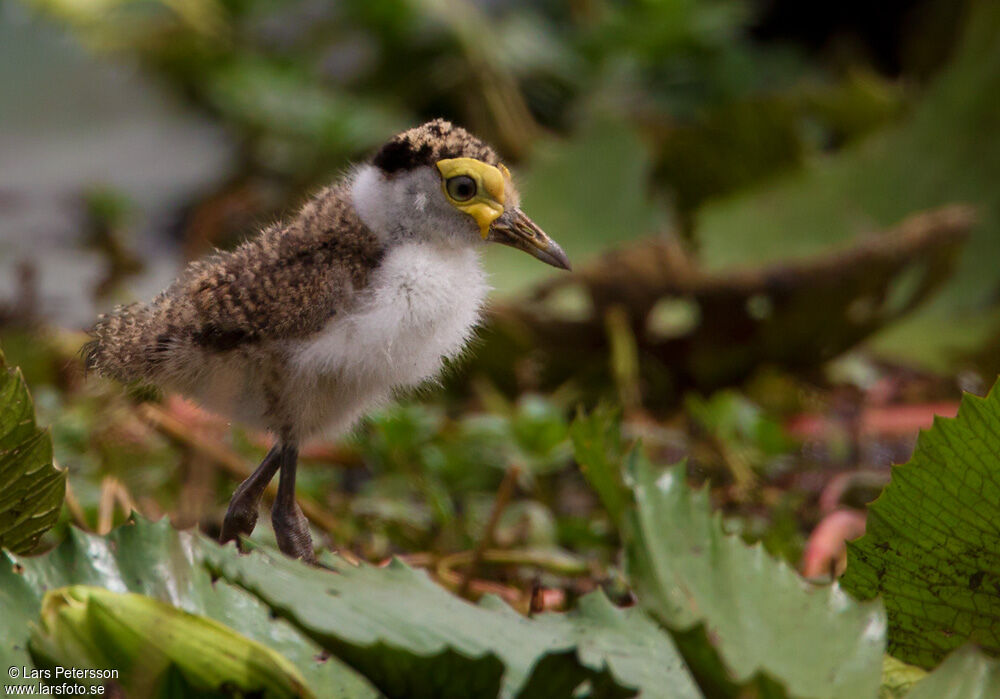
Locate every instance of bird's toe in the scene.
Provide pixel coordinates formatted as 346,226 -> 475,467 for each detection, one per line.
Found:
220,501 -> 260,549
272,502 -> 316,564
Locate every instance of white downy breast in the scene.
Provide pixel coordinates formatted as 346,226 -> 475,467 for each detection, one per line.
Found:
291,241 -> 488,391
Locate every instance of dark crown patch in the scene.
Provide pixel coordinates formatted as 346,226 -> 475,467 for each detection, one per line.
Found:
372,119 -> 500,174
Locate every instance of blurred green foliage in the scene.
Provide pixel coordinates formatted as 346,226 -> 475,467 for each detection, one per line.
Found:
19,0 -> 996,382
22,0 -> 920,285
345,394 -> 574,554
697,0 -> 1000,370
12,0 -> 994,367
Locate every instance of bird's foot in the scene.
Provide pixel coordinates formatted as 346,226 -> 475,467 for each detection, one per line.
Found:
219,445 -> 282,552
272,501 -> 316,564
220,492 -> 260,551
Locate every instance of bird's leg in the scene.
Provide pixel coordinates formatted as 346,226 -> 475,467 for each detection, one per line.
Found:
271,442 -> 316,563
220,444 -> 282,550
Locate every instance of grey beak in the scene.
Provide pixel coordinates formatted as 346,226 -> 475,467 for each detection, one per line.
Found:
487,209 -> 571,271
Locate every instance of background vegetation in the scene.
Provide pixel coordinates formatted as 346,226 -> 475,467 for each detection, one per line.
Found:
2,0 -> 1000,696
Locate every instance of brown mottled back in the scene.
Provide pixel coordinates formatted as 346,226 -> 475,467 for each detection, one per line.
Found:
84,183 -> 384,383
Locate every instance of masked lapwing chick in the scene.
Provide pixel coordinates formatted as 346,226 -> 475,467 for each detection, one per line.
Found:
84,119 -> 570,562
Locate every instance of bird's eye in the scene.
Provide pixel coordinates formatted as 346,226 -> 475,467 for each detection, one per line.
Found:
446,175 -> 477,202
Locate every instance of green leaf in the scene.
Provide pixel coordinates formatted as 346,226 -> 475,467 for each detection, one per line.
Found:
906,646 -> 1000,699
842,383 -> 1000,668
203,542 -> 700,699
0,347 -> 65,554
626,454 -> 885,698
30,585 -> 314,698
684,390 -> 794,458
570,407 -> 630,527
0,517 -> 376,696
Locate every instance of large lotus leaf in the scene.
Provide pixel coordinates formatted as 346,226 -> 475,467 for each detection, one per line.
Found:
0,348 -> 65,554
842,383 -> 1000,668
695,0 -> 1000,369
477,205 -> 969,406
203,540 -> 700,699
626,453 -> 885,698
906,646 -> 1000,699
0,517 -> 376,696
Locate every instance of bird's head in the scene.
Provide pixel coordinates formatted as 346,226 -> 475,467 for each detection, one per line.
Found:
352,119 -> 570,270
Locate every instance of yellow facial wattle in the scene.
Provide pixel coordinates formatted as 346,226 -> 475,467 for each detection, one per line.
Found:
436,157 -> 508,238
